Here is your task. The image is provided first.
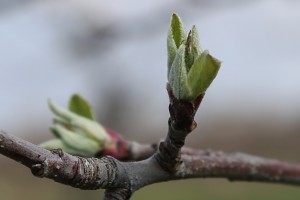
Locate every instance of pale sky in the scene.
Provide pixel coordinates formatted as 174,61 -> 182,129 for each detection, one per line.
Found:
0,0 -> 300,135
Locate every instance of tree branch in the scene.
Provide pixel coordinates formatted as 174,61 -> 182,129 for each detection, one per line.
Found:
1,131 -> 300,194
0,131 -> 130,190
127,141 -> 157,161
1,84 -> 300,200
96,140 -> 157,162
180,151 -> 300,185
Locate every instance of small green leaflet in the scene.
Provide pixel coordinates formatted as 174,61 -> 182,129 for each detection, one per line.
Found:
68,94 -> 96,121
167,13 -> 187,76
187,51 -> 221,98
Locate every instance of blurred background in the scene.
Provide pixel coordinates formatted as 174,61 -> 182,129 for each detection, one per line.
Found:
1,0 -> 300,199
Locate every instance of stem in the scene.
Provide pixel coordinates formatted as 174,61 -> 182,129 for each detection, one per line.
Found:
155,84 -> 204,171
0,130 -> 300,200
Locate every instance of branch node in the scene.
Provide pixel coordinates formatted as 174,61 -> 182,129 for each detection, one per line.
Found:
31,163 -> 44,177
50,148 -> 64,158
155,140 -> 182,172
104,188 -> 132,200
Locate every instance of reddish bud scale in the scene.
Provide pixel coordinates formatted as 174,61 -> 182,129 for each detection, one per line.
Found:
96,128 -> 129,160
166,84 -> 204,131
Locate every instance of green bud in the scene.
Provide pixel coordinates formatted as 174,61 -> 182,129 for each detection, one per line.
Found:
167,14 -> 221,101
41,96 -> 114,157
48,100 -> 111,145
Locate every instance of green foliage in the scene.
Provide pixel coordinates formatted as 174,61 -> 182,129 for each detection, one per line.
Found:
188,51 -> 221,98
167,13 -> 221,101
168,45 -> 191,99
167,13 -> 186,76
50,124 -> 101,156
68,94 -> 96,121
41,14 -> 221,156
40,95 -> 111,157
170,13 -> 186,48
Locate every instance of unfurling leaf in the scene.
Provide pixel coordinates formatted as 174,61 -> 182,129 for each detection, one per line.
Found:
69,94 -> 96,120
167,13 -> 186,75
188,51 -> 221,98
50,124 -> 101,156
190,26 -> 202,55
185,26 -> 202,72
48,100 -> 111,144
170,13 -> 186,48
40,139 -> 92,157
42,98 -> 113,157
168,44 -> 190,100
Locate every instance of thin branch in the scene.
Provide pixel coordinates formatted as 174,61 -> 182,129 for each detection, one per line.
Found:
0,131 -> 130,190
95,140 -> 156,162
127,141 -> 157,161
179,151 -> 300,185
1,131 -> 300,192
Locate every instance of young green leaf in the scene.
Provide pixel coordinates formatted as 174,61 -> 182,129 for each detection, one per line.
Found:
170,13 -> 186,48
167,13 -> 186,75
184,31 -> 194,72
48,100 -> 111,144
190,25 -> 201,55
50,124 -> 102,156
185,26 -> 202,72
68,94 -> 96,120
168,44 -> 190,100
187,51 -> 221,99
40,139 -> 93,157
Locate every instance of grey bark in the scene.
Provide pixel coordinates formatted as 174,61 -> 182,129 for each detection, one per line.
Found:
1,87 -> 300,199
